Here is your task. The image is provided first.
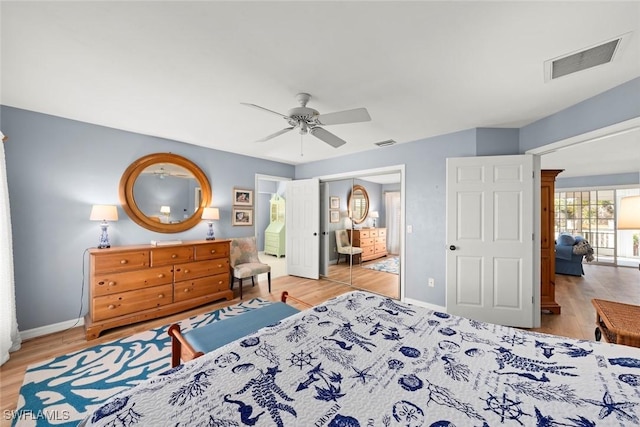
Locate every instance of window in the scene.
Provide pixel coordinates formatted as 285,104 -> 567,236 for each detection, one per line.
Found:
555,187 -> 640,267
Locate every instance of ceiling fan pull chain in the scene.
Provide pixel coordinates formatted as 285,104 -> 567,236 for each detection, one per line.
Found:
300,134 -> 304,157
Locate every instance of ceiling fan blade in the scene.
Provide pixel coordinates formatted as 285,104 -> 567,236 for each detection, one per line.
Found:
309,127 -> 347,148
256,127 -> 294,142
316,107 -> 371,126
241,102 -> 289,119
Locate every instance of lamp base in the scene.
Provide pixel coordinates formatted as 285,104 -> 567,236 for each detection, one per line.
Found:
97,222 -> 111,249
206,222 -> 216,240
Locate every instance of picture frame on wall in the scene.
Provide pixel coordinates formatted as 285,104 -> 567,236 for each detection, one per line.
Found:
330,196 -> 340,209
233,188 -> 253,206
232,208 -> 253,226
330,210 -> 340,223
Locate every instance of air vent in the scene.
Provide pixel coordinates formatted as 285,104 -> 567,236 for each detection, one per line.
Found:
545,34 -> 628,81
375,139 -> 396,147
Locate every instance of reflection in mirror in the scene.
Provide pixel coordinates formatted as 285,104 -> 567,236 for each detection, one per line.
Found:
348,184 -> 369,224
120,153 -> 211,233
133,164 -> 198,223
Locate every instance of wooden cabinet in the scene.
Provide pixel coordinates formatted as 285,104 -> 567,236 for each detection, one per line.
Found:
264,194 -> 285,257
85,240 -> 233,340
541,170 -> 562,314
349,228 -> 387,262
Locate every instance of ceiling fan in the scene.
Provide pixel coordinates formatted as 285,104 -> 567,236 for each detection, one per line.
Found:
242,93 -> 371,148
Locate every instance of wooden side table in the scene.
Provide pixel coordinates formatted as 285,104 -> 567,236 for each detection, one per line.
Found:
592,299 -> 640,348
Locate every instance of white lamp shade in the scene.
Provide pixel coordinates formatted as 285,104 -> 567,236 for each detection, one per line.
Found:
90,205 -> 118,221
202,207 -> 220,221
160,206 -> 171,214
618,195 -> 640,230
369,211 -> 379,218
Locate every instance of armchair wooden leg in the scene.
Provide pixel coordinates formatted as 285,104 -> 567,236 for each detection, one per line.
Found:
239,277 -> 243,300
268,271 -> 271,293
251,276 -> 255,287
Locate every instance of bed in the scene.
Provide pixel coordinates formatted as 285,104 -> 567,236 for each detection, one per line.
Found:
80,290 -> 640,426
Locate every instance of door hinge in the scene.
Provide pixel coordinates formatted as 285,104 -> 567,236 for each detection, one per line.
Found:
532,296 -> 535,304
532,233 -> 535,241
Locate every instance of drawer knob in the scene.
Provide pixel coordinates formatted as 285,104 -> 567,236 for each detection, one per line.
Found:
210,249 -> 216,254
120,259 -> 128,265
218,280 -> 223,285
217,264 -> 222,268
158,274 -> 164,278
184,269 -> 190,273
98,281 -> 105,286
158,293 -> 165,298
184,288 -> 190,293
108,304 -> 115,309
171,254 -> 178,259
108,281 -> 116,286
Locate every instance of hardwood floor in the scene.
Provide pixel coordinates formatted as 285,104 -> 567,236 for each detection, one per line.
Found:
325,257 -> 400,299
0,263 -> 637,425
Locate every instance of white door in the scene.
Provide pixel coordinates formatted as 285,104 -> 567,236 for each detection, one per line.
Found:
446,154 -> 539,328
286,178 -> 320,279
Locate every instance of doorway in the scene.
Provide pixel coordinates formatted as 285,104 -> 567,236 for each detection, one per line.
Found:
255,174 -> 291,280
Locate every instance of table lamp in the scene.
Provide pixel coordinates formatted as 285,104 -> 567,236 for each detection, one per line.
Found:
369,211 -> 379,228
202,207 -> 220,240
160,205 -> 171,221
90,205 -> 118,248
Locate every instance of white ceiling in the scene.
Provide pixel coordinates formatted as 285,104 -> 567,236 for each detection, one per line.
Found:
1,1 -> 639,177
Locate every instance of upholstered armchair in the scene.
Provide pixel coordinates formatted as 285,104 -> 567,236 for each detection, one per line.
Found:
335,229 -> 363,265
229,236 -> 271,299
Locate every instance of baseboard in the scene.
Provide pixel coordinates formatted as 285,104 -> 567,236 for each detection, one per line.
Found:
403,297 -> 446,313
20,317 -> 85,341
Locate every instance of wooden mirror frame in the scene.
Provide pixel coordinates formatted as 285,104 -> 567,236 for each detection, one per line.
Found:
348,184 -> 370,224
119,153 -> 212,233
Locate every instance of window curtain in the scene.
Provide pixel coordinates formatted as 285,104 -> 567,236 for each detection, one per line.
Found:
385,191 -> 401,255
0,132 -> 21,366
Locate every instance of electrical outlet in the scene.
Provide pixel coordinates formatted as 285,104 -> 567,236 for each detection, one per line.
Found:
428,278 -> 435,287
407,225 -> 413,233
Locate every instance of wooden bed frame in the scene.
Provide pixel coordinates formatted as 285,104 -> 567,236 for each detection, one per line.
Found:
168,291 -> 312,367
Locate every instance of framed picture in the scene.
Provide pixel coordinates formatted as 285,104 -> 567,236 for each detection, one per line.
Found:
330,196 -> 340,209
232,208 -> 253,226
330,210 -> 340,223
233,188 -> 253,206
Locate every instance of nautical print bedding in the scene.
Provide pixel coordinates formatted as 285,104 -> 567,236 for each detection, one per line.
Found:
80,291 -> 640,426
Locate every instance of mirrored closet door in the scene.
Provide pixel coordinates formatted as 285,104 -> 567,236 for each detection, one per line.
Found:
321,175 -> 401,300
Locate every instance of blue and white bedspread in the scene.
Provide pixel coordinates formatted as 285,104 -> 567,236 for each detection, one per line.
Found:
81,291 -> 640,426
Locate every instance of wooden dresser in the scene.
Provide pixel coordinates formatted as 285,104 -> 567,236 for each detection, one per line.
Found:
349,228 -> 388,262
85,240 -> 232,340
540,170 -> 562,314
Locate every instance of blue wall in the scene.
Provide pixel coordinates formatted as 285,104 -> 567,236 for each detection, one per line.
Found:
2,76 -> 638,331
2,106 -> 294,331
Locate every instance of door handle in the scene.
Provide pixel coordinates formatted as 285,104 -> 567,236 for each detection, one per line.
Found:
313,232 -> 318,236
449,245 -> 456,251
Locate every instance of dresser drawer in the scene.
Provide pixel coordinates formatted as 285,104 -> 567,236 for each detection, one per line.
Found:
374,244 -> 387,253
194,242 -> 229,260
92,251 -> 149,273
377,228 -> 386,237
370,229 -> 379,237
92,284 -> 173,321
375,237 -> 386,245
355,237 -> 374,247
265,234 -> 280,245
150,246 -> 194,266
362,246 -> 375,256
174,274 -> 230,302
174,259 -> 229,281
92,266 -> 173,297
357,230 -> 371,238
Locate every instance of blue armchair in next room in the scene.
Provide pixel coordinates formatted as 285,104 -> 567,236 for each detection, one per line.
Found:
555,233 -> 588,276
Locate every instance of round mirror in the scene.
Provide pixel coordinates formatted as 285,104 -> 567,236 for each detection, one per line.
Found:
348,184 -> 369,224
119,153 -> 211,233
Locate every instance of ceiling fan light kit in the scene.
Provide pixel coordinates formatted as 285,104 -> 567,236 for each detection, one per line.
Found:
242,93 -> 371,148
